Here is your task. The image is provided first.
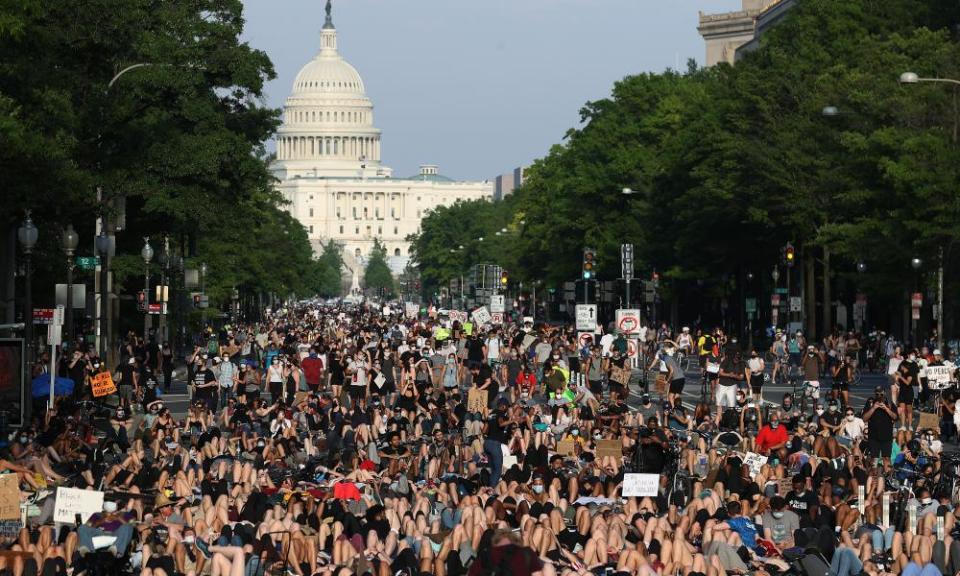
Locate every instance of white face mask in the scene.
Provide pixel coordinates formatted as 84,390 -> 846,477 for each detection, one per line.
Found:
816,409 -> 824,416
909,354 -> 917,361
846,415 -> 855,422
532,484 -> 544,494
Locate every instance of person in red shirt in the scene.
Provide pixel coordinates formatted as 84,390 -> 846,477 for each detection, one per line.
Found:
755,412 -> 789,460
301,349 -> 324,392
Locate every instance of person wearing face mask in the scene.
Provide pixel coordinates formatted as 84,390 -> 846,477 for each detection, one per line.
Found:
839,408 -> 866,448
216,353 -> 237,410
785,474 -> 820,528
780,393 -> 800,432
800,345 -> 823,405
895,349 -> 919,430
761,496 -> 799,551
863,387 -> 897,467
755,411 -> 789,461
819,400 -> 843,437
747,348 -> 765,404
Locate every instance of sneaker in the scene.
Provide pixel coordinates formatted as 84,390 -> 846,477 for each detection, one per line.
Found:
195,538 -> 211,559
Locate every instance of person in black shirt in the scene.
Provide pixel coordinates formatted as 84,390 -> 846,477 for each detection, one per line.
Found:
895,352 -> 919,430
784,474 -> 819,528
637,416 -> 668,473
863,388 -> 897,466
193,361 -> 217,411
483,399 -> 511,486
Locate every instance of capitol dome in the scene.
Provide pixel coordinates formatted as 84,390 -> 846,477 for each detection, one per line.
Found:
272,1 -> 390,179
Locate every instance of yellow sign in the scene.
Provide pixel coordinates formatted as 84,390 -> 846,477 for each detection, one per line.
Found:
90,372 -> 117,398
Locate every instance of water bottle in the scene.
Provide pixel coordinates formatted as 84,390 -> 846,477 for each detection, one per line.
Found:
696,453 -> 708,478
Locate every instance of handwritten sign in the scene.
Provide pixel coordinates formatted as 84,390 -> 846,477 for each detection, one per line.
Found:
0,520 -> 21,537
0,475 -> 19,520
622,473 -> 660,497
467,388 -> 487,413
404,303 -> 419,319
743,452 -> 768,478
610,366 -> 631,385
90,372 -> 116,398
54,487 -> 104,524
596,439 -> 622,460
471,306 -> 492,326
556,439 -> 576,457
927,365 -> 953,389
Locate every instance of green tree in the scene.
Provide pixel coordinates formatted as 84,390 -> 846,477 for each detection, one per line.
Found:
315,240 -> 344,297
364,239 -> 394,297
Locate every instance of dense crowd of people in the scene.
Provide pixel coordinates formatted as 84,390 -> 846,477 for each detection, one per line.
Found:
9,302 -> 960,576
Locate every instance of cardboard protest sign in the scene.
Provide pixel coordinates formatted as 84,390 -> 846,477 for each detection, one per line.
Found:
90,372 -> 116,398
596,439 -> 622,460
467,388 -> 487,413
556,439 -> 576,457
0,475 -> 19,520
610,366 -> 632,385
622,473 -> 659,497
54,487 -> 104,524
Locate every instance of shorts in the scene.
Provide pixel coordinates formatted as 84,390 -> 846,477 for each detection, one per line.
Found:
589,380 -> 603,395
867,438 -> 893,460
716,384 -> 737,408
348,385 -> 366,399
833,380 -> 849,392
750,374 -> 763,393
898,383 -> 914,405
669,378 -> 685,394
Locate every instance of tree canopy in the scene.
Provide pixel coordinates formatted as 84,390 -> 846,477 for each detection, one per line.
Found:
410,0 -> 960,337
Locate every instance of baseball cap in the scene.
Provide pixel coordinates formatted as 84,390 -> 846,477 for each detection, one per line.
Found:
934,349 -> 943,356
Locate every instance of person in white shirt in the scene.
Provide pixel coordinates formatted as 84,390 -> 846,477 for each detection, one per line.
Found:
839,407 -> 866,448
599,331 -> 615,358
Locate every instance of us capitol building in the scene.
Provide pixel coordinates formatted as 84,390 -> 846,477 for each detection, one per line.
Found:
271,2 -> 492,279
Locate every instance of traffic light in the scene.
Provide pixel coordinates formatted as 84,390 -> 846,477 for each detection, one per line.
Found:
137,290 -> 146,311
785,242 -> 795,268
582,248 -> 596,280
500,270 -> 509,287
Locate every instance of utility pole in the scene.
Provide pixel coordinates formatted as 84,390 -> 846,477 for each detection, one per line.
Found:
938,246 -> 944,350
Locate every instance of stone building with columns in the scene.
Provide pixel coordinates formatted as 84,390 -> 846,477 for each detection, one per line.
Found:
271,2 -> 492,277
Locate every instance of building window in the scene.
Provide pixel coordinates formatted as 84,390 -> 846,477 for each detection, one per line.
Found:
394,248 -> 401,257
375,208 -> 380,219
394,226 -> 398,235
416,210 -> 421,218
366,226 -> 371,237
339,225 -> 343,234
309,225 -> 314,234
378,226 -> 382,235
336,207 -> 341,218
353,207 -> 357,219
309,208 -> 314,217
355,248 -> 361,258
355,226 -> 359,234
390,208 -> 396,218
363,207 -> 368,218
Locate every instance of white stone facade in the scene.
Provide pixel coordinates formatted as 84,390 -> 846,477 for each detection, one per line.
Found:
271,5 -> 492,275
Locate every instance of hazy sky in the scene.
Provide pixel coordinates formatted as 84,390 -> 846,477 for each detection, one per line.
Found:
241,0 -> 741,181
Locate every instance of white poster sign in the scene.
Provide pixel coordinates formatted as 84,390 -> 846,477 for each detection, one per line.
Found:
54,487 -> 105,524
449,310 -> 468,324
404,303 -> 419,319
743,452 -> 768,478
927,365 -> 954,389
622,473 -> 660,497
490,295 -> 505,313
471,306 -> 492,326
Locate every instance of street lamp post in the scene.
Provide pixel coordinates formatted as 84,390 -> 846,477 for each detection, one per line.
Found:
911,257 -> 922,345
141,237 -> 154,340
95,233 -> 110,359
200,262 -> 208,327
62,224 -> 78,346
901,72 -> 959,347
18,213 -> 39,367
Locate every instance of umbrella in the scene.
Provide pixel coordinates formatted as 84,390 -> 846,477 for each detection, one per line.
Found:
31,374 -> 75,398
